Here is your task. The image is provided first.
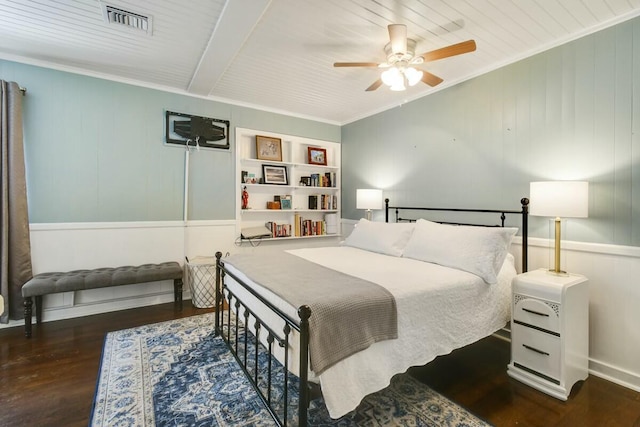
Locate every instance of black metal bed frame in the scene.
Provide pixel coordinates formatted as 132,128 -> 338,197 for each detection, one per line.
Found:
215,197 -> 529,427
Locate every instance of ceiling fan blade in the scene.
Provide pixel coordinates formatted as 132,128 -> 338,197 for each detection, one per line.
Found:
365,79 -> 383,91
419,40 -> 476,62
388,24 -> 407,54
421,71 -> 444,87
334,62 -> 380,67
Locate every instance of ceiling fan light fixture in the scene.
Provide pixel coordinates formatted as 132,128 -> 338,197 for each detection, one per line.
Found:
381,67 -> 401,86
390,81 -> 406,91
381,66 -> 422,90
405,67 -> 423,86
333,24 -> 476,93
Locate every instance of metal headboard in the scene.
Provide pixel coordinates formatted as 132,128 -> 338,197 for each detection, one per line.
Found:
384,198 -> 529,272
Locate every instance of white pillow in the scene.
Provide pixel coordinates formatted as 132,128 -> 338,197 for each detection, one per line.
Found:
342,219 -> 415,257
402,219 -> 518,284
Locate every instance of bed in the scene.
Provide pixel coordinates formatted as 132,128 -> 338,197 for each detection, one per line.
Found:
215,198 -> 530,426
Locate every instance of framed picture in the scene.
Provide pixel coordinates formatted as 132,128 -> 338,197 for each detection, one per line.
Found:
244,173 -> 257,184
307,147 -> 327,165
256,135 -> 282,161
262,164 -> 288,185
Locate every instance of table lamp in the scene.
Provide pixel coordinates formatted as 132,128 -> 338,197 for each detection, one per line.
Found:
356,189 -> 383,221
530,181 -> 589,275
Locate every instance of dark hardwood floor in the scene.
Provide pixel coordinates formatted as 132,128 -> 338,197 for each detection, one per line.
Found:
409,338 -> 640,426
1,302 -> 638,426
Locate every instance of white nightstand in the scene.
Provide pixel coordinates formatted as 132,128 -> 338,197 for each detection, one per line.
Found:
507,268 -> 589,400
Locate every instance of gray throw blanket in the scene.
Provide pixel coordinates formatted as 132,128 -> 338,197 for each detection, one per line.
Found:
222,252 -> 398,375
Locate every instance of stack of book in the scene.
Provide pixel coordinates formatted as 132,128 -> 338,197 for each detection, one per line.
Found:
308,194 -> 338,210
293,214 -> 326,237
265,221 -> 291,238
300,172 -> 337,187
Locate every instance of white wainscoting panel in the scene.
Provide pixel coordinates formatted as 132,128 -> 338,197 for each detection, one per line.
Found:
184,220 -> 237,261
20,221 -> 188,324
7,221 -> 198,325
29,221 -> 186,272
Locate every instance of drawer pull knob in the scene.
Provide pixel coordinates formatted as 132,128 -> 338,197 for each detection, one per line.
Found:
522,308 -> 549,317
522,344 -> 550,356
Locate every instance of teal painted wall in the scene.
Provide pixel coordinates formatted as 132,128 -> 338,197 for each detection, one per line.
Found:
0,60 -> 340,222
342,17 -> 640,247
4,15 -> 639,246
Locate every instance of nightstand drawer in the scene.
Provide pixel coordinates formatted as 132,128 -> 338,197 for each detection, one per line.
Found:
512,323 -> 561,381
514,295 -> 560,333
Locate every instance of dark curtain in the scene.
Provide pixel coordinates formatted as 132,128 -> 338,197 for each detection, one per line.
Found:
1,80 -> 33,323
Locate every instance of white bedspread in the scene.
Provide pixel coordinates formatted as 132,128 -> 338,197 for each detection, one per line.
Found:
223,246 -> 515,418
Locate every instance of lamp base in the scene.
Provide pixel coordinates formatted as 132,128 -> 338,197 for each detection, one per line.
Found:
365,210 -> 372,221
548,217 -> 568,276
546,268 -> 569,277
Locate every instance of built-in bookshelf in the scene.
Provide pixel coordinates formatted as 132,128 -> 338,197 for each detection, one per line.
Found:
235,127 -> 341,242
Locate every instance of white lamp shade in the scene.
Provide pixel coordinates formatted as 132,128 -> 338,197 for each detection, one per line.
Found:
530,181 -> 589,218
356,189 -> 383,210
405,67 -> 423,86
381,67 -> 401,86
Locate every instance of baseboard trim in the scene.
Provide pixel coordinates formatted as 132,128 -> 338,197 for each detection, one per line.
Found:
589,358 -> 640,393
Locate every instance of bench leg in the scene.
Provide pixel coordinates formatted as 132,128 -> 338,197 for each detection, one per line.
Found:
174,278 -> 183,310
35,295 -> 43,324
24,297 -> 32,338
24,296 -> 44,338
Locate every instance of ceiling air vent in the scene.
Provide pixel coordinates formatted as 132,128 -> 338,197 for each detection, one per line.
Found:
101,3 -> 152,34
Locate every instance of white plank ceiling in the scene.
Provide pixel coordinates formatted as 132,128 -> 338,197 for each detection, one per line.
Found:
0,0 -> 639,124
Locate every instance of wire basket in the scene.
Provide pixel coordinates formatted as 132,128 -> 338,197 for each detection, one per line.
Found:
186,256 -> 216,308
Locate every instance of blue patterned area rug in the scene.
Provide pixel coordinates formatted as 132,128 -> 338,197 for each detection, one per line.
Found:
90,313 -> 492,426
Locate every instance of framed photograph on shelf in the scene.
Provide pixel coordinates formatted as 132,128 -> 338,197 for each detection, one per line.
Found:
244,173 -> 257,184
307,147 -> 327,165
280,195 -> 292,210
262,164 -> 288,185
256,135 -> 283,161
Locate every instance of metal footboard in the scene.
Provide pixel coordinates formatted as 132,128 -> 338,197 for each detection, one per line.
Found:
214,251 -> 311,427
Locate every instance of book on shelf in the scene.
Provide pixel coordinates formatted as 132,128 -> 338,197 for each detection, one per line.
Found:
277,195 -> 291,210
265,221 -> 291,238
294,213 -> 326,237
308,194 -> 337,210
304,172 -> 336,188
308,195 -> 318,210
324,172 -> 336,187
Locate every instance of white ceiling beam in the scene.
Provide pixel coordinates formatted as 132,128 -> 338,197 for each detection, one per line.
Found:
188,0 -> 271,95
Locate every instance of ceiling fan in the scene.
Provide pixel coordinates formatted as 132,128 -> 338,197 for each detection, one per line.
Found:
333,24 -> 476,92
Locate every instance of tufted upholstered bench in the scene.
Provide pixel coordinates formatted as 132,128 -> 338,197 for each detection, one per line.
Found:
21,262 -> 183,338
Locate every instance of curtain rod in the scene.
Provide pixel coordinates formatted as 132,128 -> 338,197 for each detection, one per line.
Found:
19,86 -> 26,95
